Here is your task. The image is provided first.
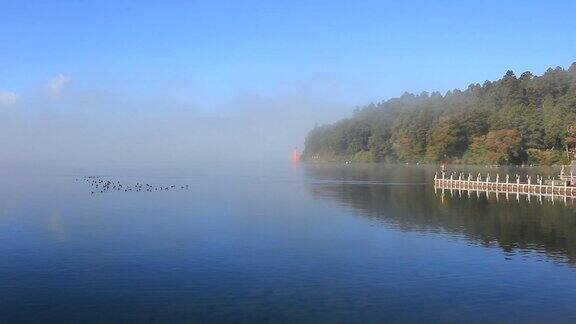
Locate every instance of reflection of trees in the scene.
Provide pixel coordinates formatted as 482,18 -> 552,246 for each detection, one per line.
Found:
304,164 -> 576,266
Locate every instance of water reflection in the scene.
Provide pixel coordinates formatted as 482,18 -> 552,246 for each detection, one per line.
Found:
304,164 -> 576,266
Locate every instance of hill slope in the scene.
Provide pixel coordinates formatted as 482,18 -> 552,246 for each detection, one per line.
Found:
303,63 -> 576,165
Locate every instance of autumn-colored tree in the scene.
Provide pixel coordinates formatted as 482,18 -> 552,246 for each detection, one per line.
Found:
483,129 -> 523,164
463,135 -> 487,164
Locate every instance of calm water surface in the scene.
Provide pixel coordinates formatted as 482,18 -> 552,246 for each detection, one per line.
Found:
1,164 -> 576,322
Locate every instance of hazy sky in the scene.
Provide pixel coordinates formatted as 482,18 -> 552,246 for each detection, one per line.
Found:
1,0 -> 576,169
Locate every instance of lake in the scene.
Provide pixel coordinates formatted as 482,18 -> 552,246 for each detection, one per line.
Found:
1,163 -> 576,322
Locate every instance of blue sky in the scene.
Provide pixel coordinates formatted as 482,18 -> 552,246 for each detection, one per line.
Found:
1,0 -> 576,113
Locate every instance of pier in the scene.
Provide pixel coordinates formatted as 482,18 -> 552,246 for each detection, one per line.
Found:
434,165 -> 576,202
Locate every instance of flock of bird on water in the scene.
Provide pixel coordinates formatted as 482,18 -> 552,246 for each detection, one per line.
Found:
77,176 -> 190,195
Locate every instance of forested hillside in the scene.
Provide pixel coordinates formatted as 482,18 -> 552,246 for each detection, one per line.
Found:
303,63 -> 576,165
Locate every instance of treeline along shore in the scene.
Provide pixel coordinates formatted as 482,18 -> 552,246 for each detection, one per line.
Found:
303,63 -> 576,165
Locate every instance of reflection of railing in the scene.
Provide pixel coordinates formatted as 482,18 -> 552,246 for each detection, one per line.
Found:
434,171 -> 576,203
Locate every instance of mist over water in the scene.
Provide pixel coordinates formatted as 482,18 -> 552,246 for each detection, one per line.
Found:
3,1 -> 576,322
0,91 -> 349,174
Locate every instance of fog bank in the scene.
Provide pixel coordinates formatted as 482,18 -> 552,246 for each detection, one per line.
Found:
0,91 -> 348,174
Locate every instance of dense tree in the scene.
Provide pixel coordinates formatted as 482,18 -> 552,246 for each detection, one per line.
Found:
303,63 -> 576,165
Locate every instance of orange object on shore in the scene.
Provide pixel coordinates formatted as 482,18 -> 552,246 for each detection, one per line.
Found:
291,147 -> 301,162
